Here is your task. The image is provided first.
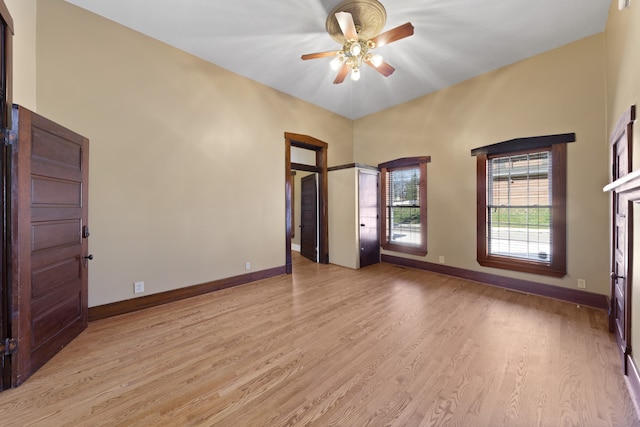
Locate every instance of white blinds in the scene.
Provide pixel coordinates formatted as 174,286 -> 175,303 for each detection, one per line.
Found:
487,151 -> 552,262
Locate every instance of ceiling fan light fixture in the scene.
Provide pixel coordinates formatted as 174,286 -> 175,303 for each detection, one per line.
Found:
370,53 -> 383,67
351,67 -> 361,81
330,56 -> 344,70
349,41 -> 362,56
301,1 -> 414,84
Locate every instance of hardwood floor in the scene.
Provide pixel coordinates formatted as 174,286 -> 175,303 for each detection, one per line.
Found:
1,252 -> 638,426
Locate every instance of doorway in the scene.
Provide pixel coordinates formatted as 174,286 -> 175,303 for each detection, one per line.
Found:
284,133 -> 328,274
299,173 -> 318,262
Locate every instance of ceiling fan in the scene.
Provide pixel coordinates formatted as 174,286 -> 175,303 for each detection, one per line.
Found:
301,0 -> 414,84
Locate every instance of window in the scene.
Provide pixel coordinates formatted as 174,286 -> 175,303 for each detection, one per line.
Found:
488,150 -> 551,261
379,157 -> 430,256
472,134 -> 574,277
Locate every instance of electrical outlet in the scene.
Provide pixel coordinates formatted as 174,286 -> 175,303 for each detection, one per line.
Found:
245,262 -> 251,270
134,281 -> 144,294
438,256 -> 445,264
577,279 -> 587,289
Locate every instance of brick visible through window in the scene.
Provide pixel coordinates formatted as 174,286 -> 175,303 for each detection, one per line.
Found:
471,134 -> 573,277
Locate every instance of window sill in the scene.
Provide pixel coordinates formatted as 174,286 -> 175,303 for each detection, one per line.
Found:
478,256 -> 566,278
382,242 -> 427,257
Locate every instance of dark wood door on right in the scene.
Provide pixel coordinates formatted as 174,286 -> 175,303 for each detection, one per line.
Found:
359,170 -> 379,268
300,174 -> 317,262
612,189 -> 628,358
610,105 -> 635,370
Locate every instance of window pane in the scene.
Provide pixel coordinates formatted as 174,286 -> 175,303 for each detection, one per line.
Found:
388,167 -> 421,246
487,151 -> 552,262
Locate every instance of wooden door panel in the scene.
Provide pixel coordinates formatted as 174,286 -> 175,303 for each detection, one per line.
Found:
32,177 -> 82,206
0,0 -> 12,391
358,171 -> 379,268
613,196 -> 628,351
32,258 -> 81,298
32,127 -> 83,165
609,105 -> 635,372
300,174 -> 317,262
10,105 -> 89,386
32,293 -> 82,344
32,220 -> 82,251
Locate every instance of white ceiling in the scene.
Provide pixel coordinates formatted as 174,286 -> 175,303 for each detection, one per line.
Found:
63,0 -> 611,119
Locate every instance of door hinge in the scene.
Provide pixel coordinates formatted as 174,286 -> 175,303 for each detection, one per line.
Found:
0,338 -> 17,356
2,127 -> 9,146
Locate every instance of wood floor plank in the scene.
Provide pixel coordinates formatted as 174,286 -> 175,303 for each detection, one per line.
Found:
0,252 -> 638,426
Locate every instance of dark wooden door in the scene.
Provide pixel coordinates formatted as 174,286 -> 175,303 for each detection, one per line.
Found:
9,105 -> 89,386
610,105 -> 635,370
359,171 -> 379,268
612,193 -> 628,358
0,0 -> 13,391
300,174 -> 317,262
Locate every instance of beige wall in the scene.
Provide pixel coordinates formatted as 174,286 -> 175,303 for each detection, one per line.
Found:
354,33 -> 609,294
5,0 -> 36,110
8,0 -> 632,306
606,0 -> 640,144
35,0 -> 353,306
605,1 -> 640,368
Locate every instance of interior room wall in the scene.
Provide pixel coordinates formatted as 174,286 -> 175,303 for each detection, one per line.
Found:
5,0 -> 36,110
606,0 -> 640,159
605,0 -> 640,369
353,33 -> 609,295
11,0 -> 625,306
35,0 -> 353,307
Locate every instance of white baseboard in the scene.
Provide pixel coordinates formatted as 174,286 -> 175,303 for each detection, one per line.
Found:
291,243 -> 301,252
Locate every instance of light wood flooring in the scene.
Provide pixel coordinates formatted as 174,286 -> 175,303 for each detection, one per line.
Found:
1,252 -> 638,426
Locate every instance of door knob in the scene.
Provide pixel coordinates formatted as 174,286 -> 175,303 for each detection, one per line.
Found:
83,254 -> 93,268
611,272 -> 624,280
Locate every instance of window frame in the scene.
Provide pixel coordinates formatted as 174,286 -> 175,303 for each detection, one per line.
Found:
473,134 -> 574,278
378,156 -> 430,256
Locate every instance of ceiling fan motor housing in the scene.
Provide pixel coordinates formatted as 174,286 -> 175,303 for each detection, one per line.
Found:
326,0 -> 387,44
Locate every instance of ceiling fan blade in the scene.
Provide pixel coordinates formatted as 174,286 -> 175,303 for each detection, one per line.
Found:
370,22 -> 414,47
301,50 -> 341,60
333,62 -> 350,84
335,11 -> 358,41
365,59 -> 395,77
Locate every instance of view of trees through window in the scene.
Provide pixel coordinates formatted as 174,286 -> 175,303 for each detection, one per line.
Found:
388,167 -> 421,245
379,156 -> 429,256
